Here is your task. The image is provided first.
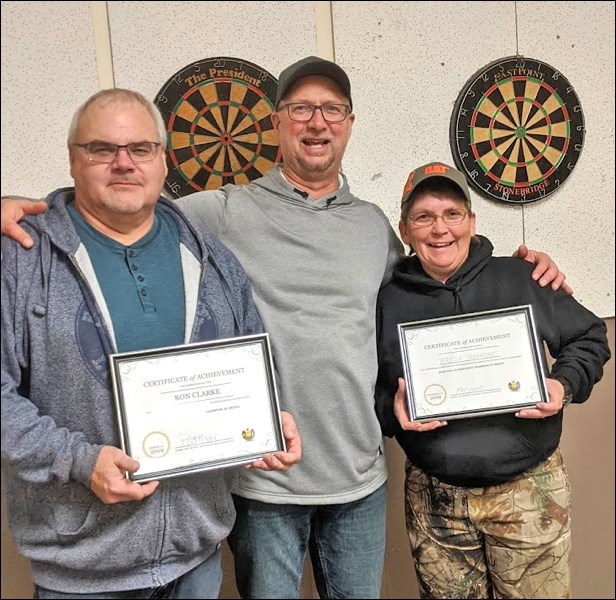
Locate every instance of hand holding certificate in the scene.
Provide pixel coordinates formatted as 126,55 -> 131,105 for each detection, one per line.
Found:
109,333 -> 285,481
398,306 -> 548,422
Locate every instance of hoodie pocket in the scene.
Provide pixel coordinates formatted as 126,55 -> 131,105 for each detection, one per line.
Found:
51,483 -> 101,542
166,471 -> 234,557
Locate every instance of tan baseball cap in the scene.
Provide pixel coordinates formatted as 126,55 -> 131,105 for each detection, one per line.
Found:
401,162 -> 472,207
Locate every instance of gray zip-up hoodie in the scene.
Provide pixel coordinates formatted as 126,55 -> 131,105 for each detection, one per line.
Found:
177,167 -> 403,503
1,188 -> 264,593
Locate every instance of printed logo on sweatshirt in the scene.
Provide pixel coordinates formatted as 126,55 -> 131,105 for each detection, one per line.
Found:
75,301 -> 219,386
75,301 -> 110,386
193,303 -> 219,342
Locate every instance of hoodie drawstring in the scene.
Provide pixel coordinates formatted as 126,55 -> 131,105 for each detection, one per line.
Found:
452,285 -> 464,314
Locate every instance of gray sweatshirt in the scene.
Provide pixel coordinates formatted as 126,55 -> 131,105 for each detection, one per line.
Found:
177,167 -> 403,504
1,189 -> 264,593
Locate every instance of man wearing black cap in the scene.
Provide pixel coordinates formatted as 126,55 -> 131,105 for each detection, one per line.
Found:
0,57 -> 568,599
214,55 -> 403,599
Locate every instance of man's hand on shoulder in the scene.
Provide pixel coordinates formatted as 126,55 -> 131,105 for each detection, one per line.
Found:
1,197 -> 48,249
514,244 -> 573,294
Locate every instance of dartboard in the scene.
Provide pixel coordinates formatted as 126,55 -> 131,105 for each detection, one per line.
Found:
450,56 -> 584,204
155,57 -> 281,198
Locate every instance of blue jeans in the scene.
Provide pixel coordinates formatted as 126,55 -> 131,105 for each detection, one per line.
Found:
33,547 -> 222,599
227,485 -> 386,599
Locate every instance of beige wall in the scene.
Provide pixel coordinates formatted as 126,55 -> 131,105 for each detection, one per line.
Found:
1,1 -> 614,598
1,1 -> 614,316
2,319 -> 614,598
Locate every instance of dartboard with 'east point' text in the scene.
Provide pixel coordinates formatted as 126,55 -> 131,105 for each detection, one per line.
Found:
450,56 -> 584,204
155,57 -> 281,198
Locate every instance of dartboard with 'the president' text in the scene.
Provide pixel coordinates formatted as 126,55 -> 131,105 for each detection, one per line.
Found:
155,57 -> 281,198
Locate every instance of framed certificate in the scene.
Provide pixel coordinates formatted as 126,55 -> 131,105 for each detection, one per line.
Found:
109,333 -> 285,482
398,305 -> 548,422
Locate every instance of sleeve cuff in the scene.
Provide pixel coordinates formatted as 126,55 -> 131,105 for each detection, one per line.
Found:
554,377 -> 574,407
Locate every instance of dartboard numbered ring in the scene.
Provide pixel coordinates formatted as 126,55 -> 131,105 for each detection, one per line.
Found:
155,57 -> 281,198
450,56 -> 585,204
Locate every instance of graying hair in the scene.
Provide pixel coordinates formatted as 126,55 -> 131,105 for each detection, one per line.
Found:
67,88 -> 167,147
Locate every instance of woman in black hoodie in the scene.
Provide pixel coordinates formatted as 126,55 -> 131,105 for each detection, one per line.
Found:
375,162 -> 610,599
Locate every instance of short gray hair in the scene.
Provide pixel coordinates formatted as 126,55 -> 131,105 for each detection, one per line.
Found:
67,88 -> 167,147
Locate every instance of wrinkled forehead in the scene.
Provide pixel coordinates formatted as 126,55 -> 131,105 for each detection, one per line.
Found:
77,100 -> 156,140
282,75 -> 350,103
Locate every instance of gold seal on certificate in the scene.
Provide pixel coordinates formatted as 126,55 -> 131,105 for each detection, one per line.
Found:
142,432 -> 171,458
398,306 -> 549,422
109,333 -> 285,482
423,384 -> 447,406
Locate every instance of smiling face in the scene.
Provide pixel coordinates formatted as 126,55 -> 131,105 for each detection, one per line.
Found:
69,98 -> 168,236
272,75 -> 354,194
399,183 -> 476,283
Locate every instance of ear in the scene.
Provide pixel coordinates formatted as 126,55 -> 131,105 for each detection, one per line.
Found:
398,219 -> 412,245
272,111 -> 281,132
69,147 -> 77,179
469,211 -> 476,237
162,149 -> 168,179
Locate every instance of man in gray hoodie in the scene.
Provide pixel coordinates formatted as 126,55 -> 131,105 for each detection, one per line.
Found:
1,59 -> 567,599
1,88 -> 301,599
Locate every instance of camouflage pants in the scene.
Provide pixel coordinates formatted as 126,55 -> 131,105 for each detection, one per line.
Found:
405,449 -> 572,599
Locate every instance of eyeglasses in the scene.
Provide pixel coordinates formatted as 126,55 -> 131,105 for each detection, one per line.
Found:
72,141 -> 161,163
278,103 -> 351,123
407,209 -> 469,228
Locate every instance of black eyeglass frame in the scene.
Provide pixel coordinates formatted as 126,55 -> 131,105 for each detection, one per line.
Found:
277,103 -> 352,123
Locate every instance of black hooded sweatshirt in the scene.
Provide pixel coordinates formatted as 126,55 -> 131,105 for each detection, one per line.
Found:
375,235 -> 610,487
